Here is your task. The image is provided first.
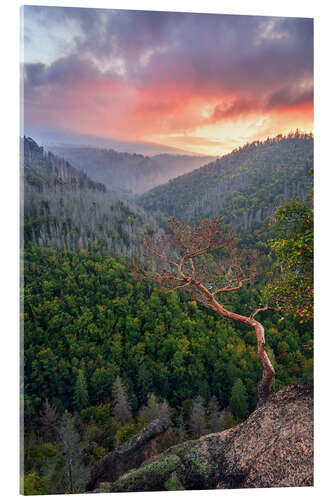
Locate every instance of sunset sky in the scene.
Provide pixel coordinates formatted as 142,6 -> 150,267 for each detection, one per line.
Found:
22,6 -> 313,156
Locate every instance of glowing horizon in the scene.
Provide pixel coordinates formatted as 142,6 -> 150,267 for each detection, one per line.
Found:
23,7 -> 313,156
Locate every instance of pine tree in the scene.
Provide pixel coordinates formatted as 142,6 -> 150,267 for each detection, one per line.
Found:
138,393 -> 172,426
112,376 -> 133,425
73,369 -> 89,412
188,396 -> 208,438
229,378 -> 249,421
160,400 -> 172,426
175,411 -> 187,443
57,410 -> 90,494
207,395 -> 223,433
40,399 -> 58,442
138,393 -> 160,424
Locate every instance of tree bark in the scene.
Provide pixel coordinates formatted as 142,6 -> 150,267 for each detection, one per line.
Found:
191,280 -> 275,406
213,301 -> 275,406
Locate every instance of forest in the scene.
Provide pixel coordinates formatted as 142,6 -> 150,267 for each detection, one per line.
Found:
138,132 -> 313,229
22,133 -> 313,494
49,143 -> 215,195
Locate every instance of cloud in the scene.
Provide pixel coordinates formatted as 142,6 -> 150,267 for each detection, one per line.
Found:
265,84 -> 314,111
209,97 -> 260,123
23,7 -> 313,151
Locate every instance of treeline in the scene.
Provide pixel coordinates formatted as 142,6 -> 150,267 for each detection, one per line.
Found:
23,136 -> 106,192
24,137 -> 161,257
24,374 -> 242,495
138,132 -> 313,231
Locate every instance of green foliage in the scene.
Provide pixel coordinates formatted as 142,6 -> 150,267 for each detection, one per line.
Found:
264,198 -> 313,321
24,243 -> 312,423
139,133 -> 313,230
23,133 -> 314,495
164,471 -> 184,490
229,378 -> 249,421
56,410 -> 90,494
73,369 -> 89,411
23,242 -> 313,493
24,471 -> 50,495
222,410 -> 238,430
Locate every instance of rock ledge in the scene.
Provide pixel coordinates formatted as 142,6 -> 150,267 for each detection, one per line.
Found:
96,382 -> 313,492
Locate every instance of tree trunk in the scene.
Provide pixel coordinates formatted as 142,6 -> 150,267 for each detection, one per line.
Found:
253,322 -> 275,406
199,288 -> 275,406
185,279 -> 275,406
68,457 -> 73,494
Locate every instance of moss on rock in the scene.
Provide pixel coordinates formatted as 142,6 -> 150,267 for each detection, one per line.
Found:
105,382 -> 313,492
164,472 -> 184,491
110,454 -> 182,492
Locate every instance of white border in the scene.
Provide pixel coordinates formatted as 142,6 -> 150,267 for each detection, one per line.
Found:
1,1 -> 331,499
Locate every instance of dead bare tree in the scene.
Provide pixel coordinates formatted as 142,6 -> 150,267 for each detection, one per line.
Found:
137,218 -> 280,406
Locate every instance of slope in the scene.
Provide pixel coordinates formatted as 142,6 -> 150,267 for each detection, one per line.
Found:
97,382 -> 313,491
48,144 -> 216,195
138,133 -> 313,232
23,137 -> 159,257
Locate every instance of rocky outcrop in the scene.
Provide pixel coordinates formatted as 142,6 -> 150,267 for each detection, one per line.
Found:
102,382 -> 313,492
86,417 -> 170,491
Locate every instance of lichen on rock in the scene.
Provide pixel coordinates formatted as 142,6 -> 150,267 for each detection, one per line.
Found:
100,382 -> 313,492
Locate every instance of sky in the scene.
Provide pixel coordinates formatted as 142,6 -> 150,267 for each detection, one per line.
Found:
22,6 -> 313,156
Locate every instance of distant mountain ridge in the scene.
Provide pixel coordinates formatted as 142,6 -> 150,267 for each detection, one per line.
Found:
23,137 -> 160,256
23,126 -> 196,156
138,133 -> 313,232
23,136 -> 106,192
47,144 -> 216,195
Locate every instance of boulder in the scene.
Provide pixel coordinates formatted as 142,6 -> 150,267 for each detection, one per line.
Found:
106,382 -> 313,492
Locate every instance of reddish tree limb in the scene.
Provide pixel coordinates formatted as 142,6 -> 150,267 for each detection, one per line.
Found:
212,281 -> 243,296
250,305 -> 281,319
190,280 -> 275,406
139,218 -> 277,406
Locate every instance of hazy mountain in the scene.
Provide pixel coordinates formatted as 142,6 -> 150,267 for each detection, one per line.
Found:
23,136 -> 106,192
23,137 -> 160,256
138,132 -> 313,233
47,144 -> 216,195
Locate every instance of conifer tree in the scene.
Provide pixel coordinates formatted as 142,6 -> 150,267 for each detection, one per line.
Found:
40,399 -> 58,442
138,393 -> 160,424
188,396 -> 208,438
73,369 -> 89,412
112,376 -> 133,425
160,400 -> 172,426
57,410 -> 90,494
138,393 -> 172,426
229,378 -> 249,421
175,411 -> 187,443
207,395 -> 223,433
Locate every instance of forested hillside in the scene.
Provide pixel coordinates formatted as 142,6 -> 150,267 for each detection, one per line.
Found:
49,144 -> 215,195
22,134 -> 313,495
138,133 -> 313,232
23,137 -> 159,257
23,243 -> 313,494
